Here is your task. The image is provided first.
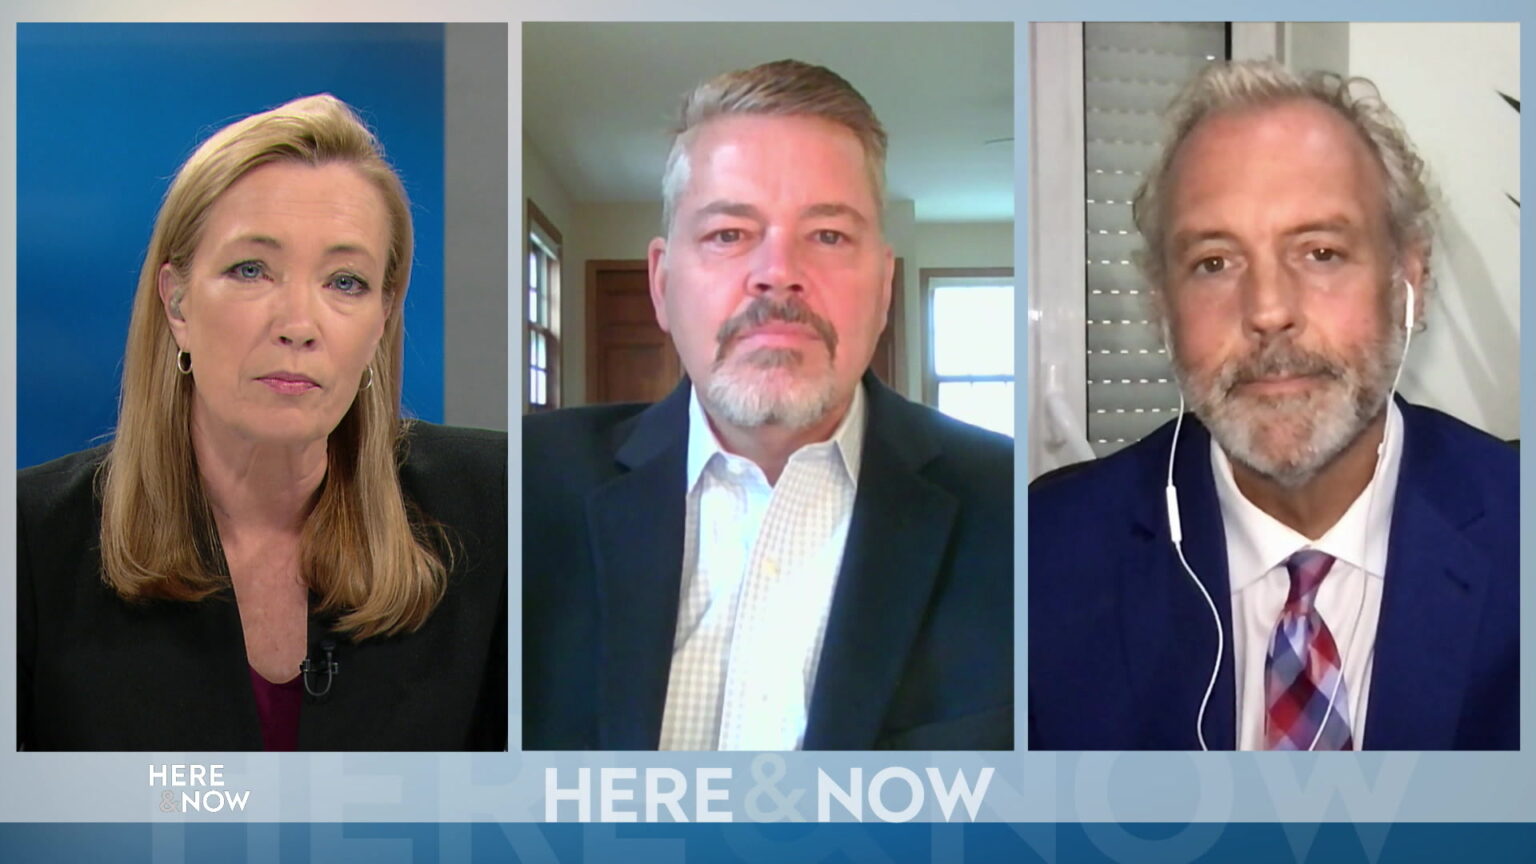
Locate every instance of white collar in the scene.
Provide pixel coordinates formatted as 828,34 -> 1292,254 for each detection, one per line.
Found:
1213,401 -> 1404,591
686,383 -> 866,492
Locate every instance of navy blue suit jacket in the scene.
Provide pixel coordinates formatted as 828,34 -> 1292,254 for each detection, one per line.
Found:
1029,400 -> 1518,750
524,374 -> 1014,750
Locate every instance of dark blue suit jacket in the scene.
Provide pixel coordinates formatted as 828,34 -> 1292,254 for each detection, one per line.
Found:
524,374 -> 1014,750
1028,400 -> 1518,750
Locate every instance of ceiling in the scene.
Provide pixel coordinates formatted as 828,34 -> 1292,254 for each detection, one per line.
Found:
522,22 -> 1014,223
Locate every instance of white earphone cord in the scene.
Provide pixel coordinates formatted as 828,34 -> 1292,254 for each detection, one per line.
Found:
1165,395 -> 1224,752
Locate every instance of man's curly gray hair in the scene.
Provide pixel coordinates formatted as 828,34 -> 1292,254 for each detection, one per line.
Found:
1132,59 -> 1435,295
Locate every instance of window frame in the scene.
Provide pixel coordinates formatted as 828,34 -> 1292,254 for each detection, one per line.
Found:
525,198 -> 562,413
921,267 -> 1016,427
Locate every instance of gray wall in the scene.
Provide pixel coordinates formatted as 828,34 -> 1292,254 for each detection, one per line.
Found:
443,23 -> 509,430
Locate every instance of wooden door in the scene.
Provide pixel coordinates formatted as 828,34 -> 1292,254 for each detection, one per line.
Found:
586,260 -> 681,404
870,258 -> 904,386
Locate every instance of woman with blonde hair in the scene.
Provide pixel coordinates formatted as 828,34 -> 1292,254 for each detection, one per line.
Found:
18,94 -> 506,750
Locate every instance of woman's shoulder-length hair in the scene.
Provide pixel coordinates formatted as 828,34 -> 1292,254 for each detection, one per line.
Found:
99,94 -> 449,639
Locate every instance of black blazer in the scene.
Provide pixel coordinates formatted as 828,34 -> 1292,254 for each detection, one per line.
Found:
17,422 -> 507,751
523,375 -> 1013,750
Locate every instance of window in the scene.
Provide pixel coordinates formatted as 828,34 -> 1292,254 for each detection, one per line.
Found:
526,200 -> 561,412
923,268 -> 1015,437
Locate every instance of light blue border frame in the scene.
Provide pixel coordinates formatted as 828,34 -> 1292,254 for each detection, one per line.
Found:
0,0 -> 1529,839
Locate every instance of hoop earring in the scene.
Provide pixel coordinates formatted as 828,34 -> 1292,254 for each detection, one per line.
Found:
360,365 -> 374,391
176,350 -> 192,375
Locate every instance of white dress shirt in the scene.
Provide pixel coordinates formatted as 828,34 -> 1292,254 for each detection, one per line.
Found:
658,385 -> 865,751
1216,402 -> 1404,751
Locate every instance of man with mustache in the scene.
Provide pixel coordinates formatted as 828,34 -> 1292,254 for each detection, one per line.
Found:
524,60 -> 1013,750
1029,60 -> 1517,750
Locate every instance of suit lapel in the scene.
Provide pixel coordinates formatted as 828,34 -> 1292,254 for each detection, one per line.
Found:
586,383 -> 690,749
1364,406 -> 1489,750
1120,419 -> 1237,749
804,379 -> 959,749
1110,403 -> 1495,751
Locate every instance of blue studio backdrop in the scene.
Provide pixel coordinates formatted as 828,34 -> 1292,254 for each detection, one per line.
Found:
17,23 -> 446,469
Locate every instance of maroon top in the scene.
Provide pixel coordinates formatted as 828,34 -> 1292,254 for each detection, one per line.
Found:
247,667 -> 303,751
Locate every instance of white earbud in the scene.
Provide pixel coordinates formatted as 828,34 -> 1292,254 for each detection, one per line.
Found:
1387,280 -> 1415,408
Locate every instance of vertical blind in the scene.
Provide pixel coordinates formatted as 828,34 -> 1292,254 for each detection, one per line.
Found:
1082,22 -> 1226,457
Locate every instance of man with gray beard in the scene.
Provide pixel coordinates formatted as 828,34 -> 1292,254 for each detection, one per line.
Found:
524,60 -> 1013,751
1029,60 -> 1517,750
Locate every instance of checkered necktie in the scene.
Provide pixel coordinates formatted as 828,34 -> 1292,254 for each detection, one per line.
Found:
1264,549 -> 1354,750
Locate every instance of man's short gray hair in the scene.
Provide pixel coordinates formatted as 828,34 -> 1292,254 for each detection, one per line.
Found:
1132,59 -> 1435,294
659,59 -> 888,234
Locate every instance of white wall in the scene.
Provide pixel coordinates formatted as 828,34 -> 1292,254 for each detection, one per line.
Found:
915,222 -> 1013,269
522,137 -> 574,242
1341,23 -> 1520,439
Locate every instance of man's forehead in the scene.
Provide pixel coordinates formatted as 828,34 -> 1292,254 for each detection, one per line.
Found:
1165,98 -> 1390,228
683,198 -> 871,225
681,115 -> 877,196
689,111 -> 860,145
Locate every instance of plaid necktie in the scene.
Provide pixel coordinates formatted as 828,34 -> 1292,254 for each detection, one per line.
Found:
1265,549 -> 1354,750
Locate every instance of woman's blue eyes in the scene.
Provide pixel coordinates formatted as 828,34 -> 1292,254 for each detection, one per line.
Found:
224,261 -> 369,295
330,274 -> 369,295
230,261 -> 266,280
